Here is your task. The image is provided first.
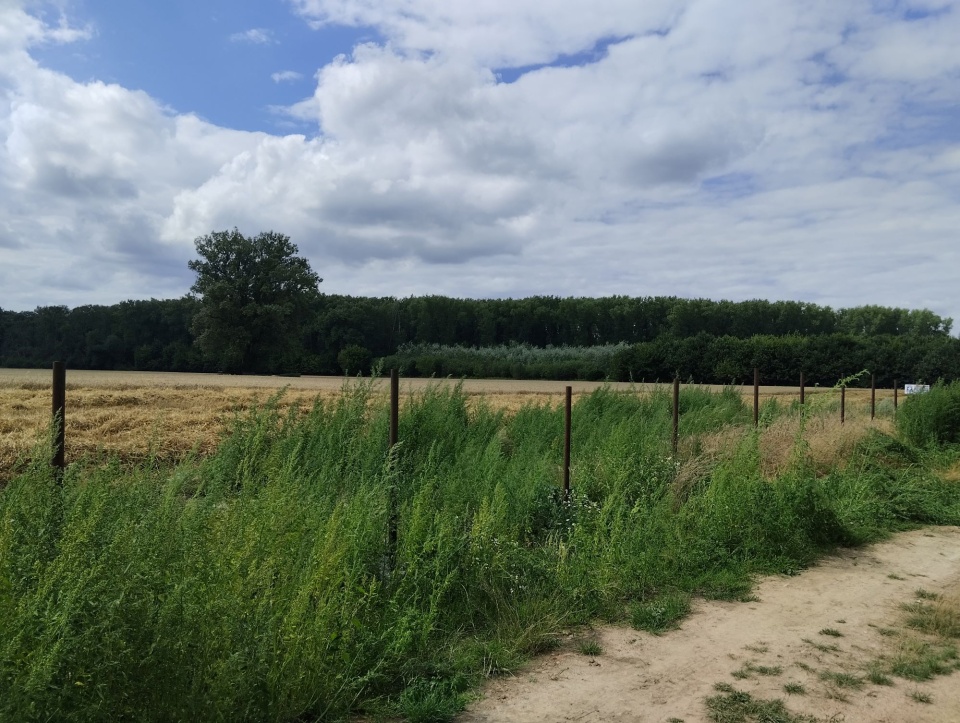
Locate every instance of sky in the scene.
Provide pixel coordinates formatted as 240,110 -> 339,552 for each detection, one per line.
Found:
1,0 -> 959,326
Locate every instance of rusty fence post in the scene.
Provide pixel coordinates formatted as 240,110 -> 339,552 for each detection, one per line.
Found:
52,361 -> 66,476
841,385 -> 846,426
753,367 -> 759,427
871,373 -> 876,420
672,377 -> 680,455
388,368 -> 399,552
799,371 -> 805,407
389,368 -> 399,449
563,386 -> 572,498
894,380 -> 898,415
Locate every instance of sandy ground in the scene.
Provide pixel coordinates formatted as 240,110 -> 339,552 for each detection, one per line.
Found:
460,527 -> 960,723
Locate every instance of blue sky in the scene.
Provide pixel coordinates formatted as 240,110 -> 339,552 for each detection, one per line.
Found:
30,0 -> 373,133
1,0 -> 959,327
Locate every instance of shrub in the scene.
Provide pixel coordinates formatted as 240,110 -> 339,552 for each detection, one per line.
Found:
897,381 -> 960,447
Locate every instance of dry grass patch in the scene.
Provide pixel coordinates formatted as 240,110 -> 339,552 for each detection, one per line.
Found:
0,377 -> 585,478
0,382 -> 336,475
940,461 -> 960,483
676,400 -> 890,485
758,405 -> 892,479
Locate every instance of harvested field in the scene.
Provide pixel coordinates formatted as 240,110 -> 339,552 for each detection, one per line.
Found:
0,368 -> 893,477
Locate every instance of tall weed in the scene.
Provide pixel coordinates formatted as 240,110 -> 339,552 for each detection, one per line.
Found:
897,380 -> 960,448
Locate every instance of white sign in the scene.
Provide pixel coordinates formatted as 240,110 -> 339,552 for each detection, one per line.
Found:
904,384 -> 930,395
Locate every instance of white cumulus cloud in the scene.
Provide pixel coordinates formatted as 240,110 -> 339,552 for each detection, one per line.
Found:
229,28 -> 274,44
271,70 -> 304,83
1,0 -> 959,326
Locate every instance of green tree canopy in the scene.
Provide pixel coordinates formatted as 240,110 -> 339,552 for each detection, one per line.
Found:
188,229 -> 321,374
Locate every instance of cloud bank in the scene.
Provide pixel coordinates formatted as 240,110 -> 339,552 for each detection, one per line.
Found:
1,0 -> 959,325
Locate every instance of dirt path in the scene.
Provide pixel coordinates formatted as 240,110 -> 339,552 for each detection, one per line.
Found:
459,527 -> 960,723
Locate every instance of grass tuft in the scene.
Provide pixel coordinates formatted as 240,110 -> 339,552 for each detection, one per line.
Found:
801,638 -> 840,654
576,640 -> 603,656
819,670 -> 864,689
705,687 -> 817,723
889,639 -> 960,681
631,592 -> 691,635
733,662 -> 783,679
902,596 -> 960,638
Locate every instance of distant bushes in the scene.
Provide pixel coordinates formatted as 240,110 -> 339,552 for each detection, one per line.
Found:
381,342 -> 630,381
383,334 -> 960,386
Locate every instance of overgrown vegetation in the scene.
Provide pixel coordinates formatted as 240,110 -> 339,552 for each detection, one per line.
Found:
2,382 -> 960,721
896,380 -> 960,448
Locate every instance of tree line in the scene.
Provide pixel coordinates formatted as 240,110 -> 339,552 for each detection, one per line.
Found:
2,296 -> 956,383
0,229 -> 955,384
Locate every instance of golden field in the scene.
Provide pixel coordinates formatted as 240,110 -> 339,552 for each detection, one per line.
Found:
0,368 -> 893,478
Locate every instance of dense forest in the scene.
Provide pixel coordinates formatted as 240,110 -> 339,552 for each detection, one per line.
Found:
0,295 -> 956,386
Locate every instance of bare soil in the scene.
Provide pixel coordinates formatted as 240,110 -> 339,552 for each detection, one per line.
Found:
459,527 -> 960,723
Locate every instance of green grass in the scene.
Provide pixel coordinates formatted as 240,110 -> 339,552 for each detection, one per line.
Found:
819,670 -> 865,689
864,582 -> 960,690
801,638 -> 841,654
631,591 -> 691,634
890,639 -> 960,681
896,380 -> 960,448
732,662 -> 783,679
866,667 -> 893,686
705,687 -> 817,723
901,599 -> 960,638
576,640 -> 603,656
2,381 -> 960,721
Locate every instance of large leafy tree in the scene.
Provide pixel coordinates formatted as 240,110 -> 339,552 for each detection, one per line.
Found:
188,229 -> 322,373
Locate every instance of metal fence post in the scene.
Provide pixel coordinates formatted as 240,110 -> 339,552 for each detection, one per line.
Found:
753,367 -> 759,427
388,369 -> 399,552
52,361 -> 66,476
563,386 -> 572,498
672,377 -> 680,454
